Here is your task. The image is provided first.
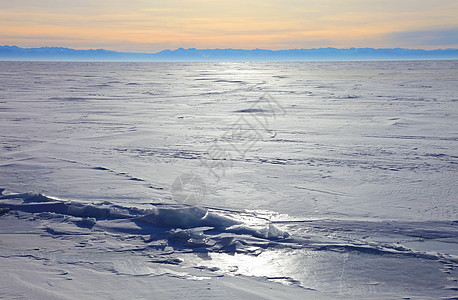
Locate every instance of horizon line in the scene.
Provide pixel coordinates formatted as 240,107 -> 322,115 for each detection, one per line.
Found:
2,45 -> 457,62
2,45 -> 458,54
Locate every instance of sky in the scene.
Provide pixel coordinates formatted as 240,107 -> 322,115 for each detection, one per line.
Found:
1,0 -> 457,52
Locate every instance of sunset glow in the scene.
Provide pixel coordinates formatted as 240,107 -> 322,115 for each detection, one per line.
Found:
1,0 -> 457,51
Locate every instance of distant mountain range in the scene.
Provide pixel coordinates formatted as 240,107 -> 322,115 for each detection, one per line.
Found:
1,45 -> 457,61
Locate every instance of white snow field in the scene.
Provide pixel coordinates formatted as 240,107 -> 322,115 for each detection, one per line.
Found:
0,61 -> 457,299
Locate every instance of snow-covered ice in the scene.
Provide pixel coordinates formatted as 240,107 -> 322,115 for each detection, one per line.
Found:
0,61 -> 457,299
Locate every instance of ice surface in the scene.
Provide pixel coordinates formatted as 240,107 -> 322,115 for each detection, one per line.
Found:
0,61 -> 457,299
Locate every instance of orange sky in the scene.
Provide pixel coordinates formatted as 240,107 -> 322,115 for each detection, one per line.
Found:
1,0 -> 457,52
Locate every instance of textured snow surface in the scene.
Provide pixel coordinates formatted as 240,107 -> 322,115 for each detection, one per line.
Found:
0,61 -> 457,299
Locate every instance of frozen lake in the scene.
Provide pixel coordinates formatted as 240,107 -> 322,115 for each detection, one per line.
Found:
0,61 -> 457,299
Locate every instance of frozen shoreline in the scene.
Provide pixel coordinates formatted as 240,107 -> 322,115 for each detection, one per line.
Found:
1,190 -> 457,299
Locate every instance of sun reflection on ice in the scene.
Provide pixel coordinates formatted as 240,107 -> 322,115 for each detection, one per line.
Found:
189,249 -> 307,287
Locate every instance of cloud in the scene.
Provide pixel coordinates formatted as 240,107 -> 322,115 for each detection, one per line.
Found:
0,34 -> 82,41
1,1 -> 458,50
387,28 -> 458,47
